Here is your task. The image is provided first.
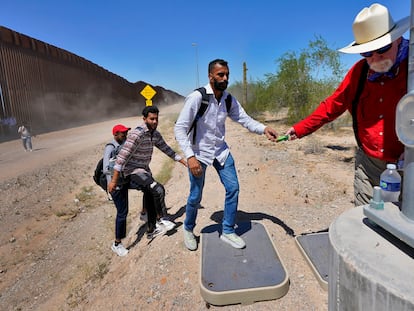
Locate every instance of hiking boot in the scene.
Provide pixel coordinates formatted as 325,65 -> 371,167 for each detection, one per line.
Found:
158,218 -> 176,232
147,224 -> 166,239
183,229 -> 197,251
220,233 -> 246,249
140,212 -> 148,223
111,242 -> 129,256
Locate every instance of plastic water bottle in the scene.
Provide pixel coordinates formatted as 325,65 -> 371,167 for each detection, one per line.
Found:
108,157 -> 116,175
379,164 -> 401,202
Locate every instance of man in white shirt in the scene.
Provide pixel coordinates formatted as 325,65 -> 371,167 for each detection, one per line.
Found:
174,59 -> 278,251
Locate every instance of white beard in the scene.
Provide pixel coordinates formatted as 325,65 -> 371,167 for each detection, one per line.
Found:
370,59 -> 394,73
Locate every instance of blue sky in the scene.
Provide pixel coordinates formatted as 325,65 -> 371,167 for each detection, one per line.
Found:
1,1 -> 410,97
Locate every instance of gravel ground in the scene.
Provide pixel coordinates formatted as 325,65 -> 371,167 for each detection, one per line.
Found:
0,104 -> 356,310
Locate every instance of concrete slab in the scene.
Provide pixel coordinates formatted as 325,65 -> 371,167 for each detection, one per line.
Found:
295,232 -> 329,291
329,206 -> 414,311
363,202 -> 414,248
200,221 -> 289,306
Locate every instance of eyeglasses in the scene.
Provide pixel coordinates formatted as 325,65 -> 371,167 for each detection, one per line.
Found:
360,43 -> 393,58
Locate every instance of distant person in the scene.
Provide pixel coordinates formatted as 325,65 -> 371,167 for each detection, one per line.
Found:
174,58 -> 278,251
17,122 -> 33,152
285,3 -> 408,206
108,105 -> 186,257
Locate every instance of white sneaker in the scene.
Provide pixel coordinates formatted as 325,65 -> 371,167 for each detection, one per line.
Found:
158,218 -> 176,232
220,233 -> 246,249
183,229 -> 197,251
111,242 -> 129,256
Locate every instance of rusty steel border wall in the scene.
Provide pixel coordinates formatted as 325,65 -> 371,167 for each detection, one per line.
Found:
0,25 -> 146,141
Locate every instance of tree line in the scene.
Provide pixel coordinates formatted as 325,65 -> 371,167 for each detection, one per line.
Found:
229,35 -> 350,128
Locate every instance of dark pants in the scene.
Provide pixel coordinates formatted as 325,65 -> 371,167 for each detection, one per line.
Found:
130,170 -> 166,232
111,169 -> 167,238
111,183 -> 129,240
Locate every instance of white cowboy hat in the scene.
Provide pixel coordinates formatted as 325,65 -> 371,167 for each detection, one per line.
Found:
339,3 -> 409,54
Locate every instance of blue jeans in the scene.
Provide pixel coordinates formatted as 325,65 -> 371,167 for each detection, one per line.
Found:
184,153 -> 239,234
111,170 -> 166,239
22,137 -> 32,150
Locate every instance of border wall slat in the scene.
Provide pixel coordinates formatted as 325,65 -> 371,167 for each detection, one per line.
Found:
0,25 -> 145,140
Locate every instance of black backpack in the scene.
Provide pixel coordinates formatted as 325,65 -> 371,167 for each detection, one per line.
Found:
187,87 -> 232,144
93,143 -> 120,191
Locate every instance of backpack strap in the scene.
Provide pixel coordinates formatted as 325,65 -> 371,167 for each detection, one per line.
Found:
187,87 -> 233,144
352,60 -> 369,148
105,143 -> 116,158
187,87 -> 209,144
225,93 -> 232,113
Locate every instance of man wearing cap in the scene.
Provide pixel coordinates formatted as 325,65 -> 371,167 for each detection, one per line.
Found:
104,124 -> 131,195
109,105 -> 187,256
104,124 -> 131,256
285,3 -> 408,206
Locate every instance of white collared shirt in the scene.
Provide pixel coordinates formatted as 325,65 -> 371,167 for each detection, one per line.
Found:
174,84 -> 266,166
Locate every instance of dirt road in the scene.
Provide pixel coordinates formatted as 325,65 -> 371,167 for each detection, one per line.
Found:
0,103 -> 356,310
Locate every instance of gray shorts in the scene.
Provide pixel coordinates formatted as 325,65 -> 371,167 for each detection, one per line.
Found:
354,148 -> 387,206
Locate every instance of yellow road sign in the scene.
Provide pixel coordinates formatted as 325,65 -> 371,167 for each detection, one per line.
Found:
140,85 -> 157,100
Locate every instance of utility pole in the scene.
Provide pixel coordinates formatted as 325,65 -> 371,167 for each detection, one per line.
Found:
243,62 -> 247,106
191,43 -> 200,88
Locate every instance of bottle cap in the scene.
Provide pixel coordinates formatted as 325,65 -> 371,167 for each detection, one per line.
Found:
386,163 -> 397,170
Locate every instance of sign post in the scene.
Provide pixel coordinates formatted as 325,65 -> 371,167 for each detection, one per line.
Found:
140,85 -> 157,106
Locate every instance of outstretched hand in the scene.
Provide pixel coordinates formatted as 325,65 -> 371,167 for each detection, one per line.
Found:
264,126 -> 278,142
285,127 -> 298,140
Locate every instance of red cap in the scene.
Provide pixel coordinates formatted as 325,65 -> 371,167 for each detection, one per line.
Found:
112,124 -> 131,135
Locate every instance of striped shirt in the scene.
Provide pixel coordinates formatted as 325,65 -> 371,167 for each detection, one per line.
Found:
114,123 -> 182,176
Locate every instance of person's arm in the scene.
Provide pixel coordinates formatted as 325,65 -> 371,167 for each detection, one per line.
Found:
154,131 -> 184,160
108,170 -> 120,193
154,132 -> 188,169
174,91 -> 201,159
227,96 -> 278,141
103,143 -> 115,186
290,61 -> 363,139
